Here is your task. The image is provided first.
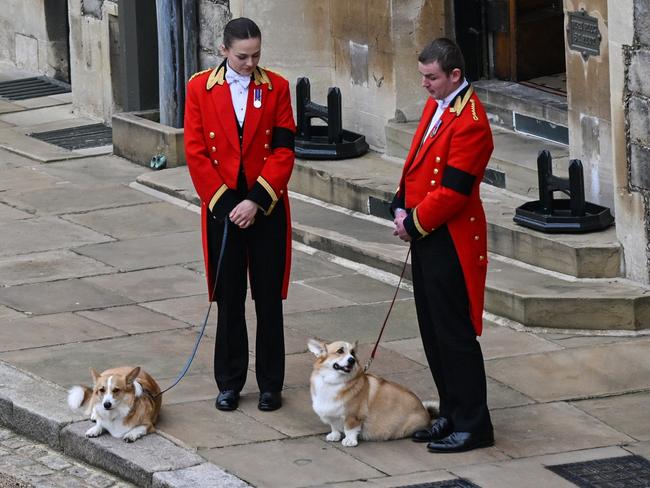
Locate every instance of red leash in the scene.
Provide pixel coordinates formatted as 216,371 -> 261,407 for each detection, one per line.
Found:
364,248 -> 411,372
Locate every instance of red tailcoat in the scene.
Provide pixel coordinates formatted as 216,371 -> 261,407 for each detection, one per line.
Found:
394,86 -> 493,334
184,64 -> 296,300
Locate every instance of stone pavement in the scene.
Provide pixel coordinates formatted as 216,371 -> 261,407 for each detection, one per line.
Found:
0,424 -> 136,487
0,87 -> 649,487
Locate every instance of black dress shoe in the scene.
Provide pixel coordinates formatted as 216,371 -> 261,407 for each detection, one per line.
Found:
412,417 -> 452,443
426,430 -> 494,453
215,390 -> 239,411
258,391 -> 282,411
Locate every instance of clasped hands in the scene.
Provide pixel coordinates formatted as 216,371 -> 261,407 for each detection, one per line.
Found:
393,208 -> 411,242
229,199 -> 259,229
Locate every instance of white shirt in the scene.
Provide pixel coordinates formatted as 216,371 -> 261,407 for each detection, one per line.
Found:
422,78 -> 469,141
225,62 -> 251,127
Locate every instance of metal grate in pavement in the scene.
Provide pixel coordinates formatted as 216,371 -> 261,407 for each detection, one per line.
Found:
29,123 -> 112,150
397,480 -> 481,488
0,76 -> 70,101
547,455 -> 650,487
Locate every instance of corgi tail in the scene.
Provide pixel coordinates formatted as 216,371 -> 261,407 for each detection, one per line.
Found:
422,400 -> 440,419
67,385 -> 92,412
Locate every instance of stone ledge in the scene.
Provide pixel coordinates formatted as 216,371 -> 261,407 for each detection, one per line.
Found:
152,463 -> 250,488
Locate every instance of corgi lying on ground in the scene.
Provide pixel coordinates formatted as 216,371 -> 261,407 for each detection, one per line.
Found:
308,339 -> 438,447
67,366 -> 162,442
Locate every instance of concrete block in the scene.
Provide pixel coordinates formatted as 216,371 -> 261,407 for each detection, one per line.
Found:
61,422 -> 204,487
630,143 -> 650,191
629,48 -> 650,98
14,33 -> 39,73
629,95 -> 650,145
635,0 -> 650,47
112,110 -> 186,168
152,463 -> 250,488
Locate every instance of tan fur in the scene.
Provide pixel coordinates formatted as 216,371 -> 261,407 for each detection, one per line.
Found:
69,366 -> 161,441
309,339 -> 437,445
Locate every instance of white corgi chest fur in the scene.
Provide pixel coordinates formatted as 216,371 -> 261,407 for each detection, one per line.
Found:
92,403 -> 134,437
311,372 -> 347,421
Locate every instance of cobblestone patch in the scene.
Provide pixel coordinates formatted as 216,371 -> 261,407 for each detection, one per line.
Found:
0,426 -> 134,488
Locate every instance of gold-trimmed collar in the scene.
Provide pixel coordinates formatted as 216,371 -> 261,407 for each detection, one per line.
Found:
449,85 -> 474,117
253,67 -> 273,90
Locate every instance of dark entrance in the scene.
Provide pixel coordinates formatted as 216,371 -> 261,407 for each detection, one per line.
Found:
455,0 -> 565,83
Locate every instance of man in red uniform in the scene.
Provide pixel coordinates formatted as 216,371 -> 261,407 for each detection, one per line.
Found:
392,38 -> 494,453
184,18 -> 295,412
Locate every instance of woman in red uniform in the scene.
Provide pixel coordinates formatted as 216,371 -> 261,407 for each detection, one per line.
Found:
184,17 -> 296,412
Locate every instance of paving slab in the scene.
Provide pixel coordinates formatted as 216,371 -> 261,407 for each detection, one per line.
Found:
201,437 -> 384,488
237,386 -> 326,437
485,338 -> 650,401
318,471 -> 462,487
157,399 -> 286,449
76,305 -> 191,335
152,462 -> 250,488
75,231 -> 202,272
291,248 -> 358,281
61,422 -> 204,487
0,105 -> 76,127
479,321 -> 563,359
300,273 -> 412,305
37,155 -> 152,186
330,436 -> 508,476
0,166 -> 61,192
0,250 -> 114,286
63,201 -> 200,240
139,295 -> 217,328
491,402 -> 633,458
571,391 -> 650,441
2,184 -> 157,216
453,446 -> 631,488
0,305 -> 22,321
281,281 -> 357,314
0,330 -> 215,388
0,313 -> 124,352
0,279 -> 134,315
82,266 -> 205,303
284,300 -> 420,343
0,216 -> 113,258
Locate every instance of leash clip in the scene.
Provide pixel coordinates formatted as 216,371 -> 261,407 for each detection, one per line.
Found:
363,357 -> 373,373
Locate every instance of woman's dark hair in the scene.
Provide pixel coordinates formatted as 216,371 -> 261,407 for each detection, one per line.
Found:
223,17 -> 261,48
418,38 -> 465,78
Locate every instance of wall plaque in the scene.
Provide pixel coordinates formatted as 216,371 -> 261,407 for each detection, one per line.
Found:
567,10 -> 601,60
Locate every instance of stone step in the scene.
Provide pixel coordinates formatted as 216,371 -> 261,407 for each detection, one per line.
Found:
472,79 -> 568,144
291,153 -> 621,278
386,121 -> 570,198
289,195 -> 649,332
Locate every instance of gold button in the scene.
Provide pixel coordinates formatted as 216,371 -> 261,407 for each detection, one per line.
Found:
213,159 -> 218,165
209,132 -> 215,139
430,180 -> 436,186
211,146 -> 216,152
279,189 -> 284,195
470,217 -> 476,222
264,143 -> 270,149
263,156 -> 268,161
474,235 -> 479,241
266,129 -> 271,135
435,156 -> 441,163
433,168 -> 439,175
479,255 -> 485,261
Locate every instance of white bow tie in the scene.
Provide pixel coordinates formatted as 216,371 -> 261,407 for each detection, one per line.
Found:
225,69 -> 251,88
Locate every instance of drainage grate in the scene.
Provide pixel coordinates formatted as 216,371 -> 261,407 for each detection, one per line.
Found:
0,76 -> 71,101
29,123 -> 112,150
397,480 -> 481,488
547,455 -> 650,488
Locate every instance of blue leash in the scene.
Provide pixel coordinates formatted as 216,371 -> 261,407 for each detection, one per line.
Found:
156,217 -> 229,398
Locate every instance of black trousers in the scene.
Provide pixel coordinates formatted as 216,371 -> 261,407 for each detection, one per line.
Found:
206,198 -> 286,393
411,225 -> 492,434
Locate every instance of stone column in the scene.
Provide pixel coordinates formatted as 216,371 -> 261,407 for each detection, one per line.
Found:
608,0 -> 650,284
564,0 -> 613,210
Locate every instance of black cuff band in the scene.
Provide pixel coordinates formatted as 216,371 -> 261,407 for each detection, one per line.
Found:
247,181 -> 274,213
441,165 -> 476,196
209,190 -> 239,222
271,127 -> 295,150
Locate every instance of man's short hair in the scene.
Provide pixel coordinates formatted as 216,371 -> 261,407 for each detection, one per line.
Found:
418,38 -> 465,78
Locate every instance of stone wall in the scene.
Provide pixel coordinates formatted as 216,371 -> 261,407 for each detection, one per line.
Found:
564,0 -> 613,210
0,0 -> 69,82
230,0 -> 447,150
608,0 -> 650,283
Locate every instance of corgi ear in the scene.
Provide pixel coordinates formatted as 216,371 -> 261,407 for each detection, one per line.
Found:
126,366 -> 141,385
90,368 -> 100,385
352,340 -> 358,351
307,339 -> 327,358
